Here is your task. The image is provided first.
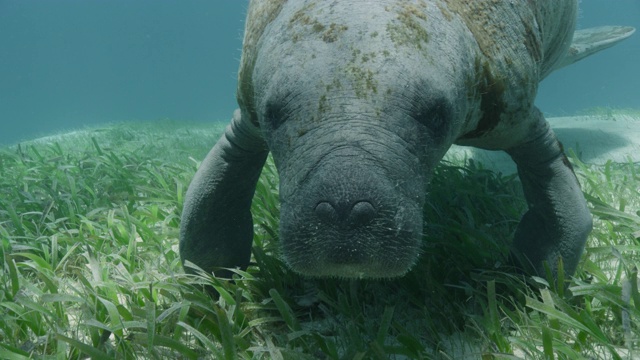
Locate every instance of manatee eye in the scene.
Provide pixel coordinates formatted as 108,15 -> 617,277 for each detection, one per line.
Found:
414,98 -> 452,140
264,101 -> 286,131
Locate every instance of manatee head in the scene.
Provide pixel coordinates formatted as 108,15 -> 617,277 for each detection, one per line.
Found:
243,2 -> 472,278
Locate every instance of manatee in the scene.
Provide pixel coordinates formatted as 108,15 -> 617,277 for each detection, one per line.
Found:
180,1 -> 635,280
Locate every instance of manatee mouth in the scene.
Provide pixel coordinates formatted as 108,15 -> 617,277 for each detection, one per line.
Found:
280,200 -> 422,278
278,165 -> 424,279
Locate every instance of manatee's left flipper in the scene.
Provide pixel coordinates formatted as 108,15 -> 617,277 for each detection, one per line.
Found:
506,109 -> 592,279
180,109 -> 268,278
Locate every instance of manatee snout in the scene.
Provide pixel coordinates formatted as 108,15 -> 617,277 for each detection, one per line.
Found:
279,158 -> 424,279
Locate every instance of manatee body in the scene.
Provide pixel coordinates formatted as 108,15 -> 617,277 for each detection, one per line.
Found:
180,1 -> 634,279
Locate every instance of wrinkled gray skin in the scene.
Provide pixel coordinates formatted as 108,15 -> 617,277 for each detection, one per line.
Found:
180,0 -> 633,280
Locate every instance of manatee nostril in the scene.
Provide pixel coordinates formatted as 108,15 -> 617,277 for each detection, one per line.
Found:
315,201 -> 338,223
349,201 -> 376,226
315,200 -> 376,226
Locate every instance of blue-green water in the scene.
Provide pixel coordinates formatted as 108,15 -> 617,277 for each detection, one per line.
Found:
0,0 -> 638,145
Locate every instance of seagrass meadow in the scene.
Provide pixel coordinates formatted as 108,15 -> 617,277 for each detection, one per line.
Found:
0,118 -> 639,359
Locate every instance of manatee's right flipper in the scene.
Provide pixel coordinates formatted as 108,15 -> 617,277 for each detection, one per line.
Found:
180,110 -> 268,278
552,25 -> 635,72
